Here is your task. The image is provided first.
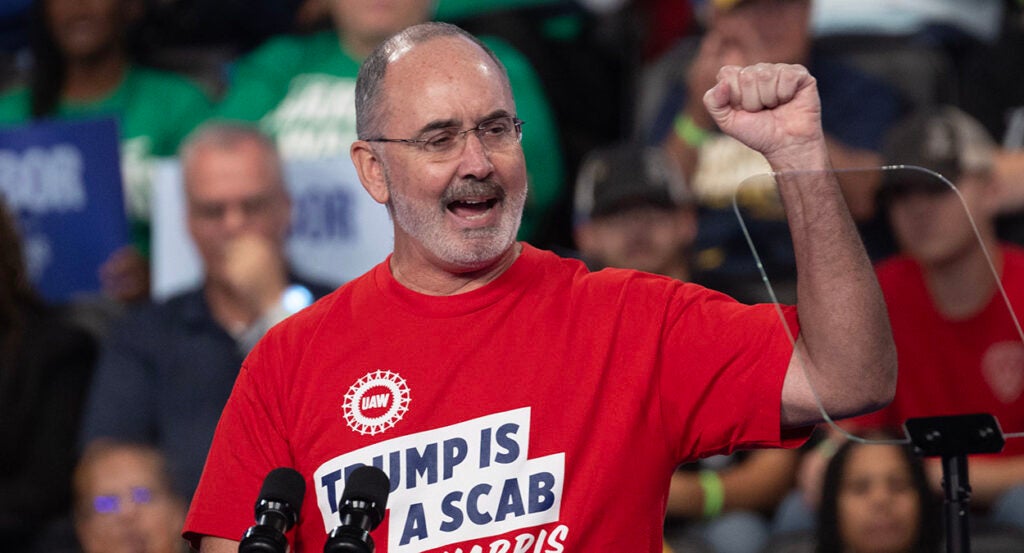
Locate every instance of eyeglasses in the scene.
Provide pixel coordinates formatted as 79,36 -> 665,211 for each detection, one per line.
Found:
366,116 -> 524,160
91,486 -> 156,515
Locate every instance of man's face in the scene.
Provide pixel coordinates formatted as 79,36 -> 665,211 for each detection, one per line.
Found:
185,140 -> 292,280
576,205 -> 696,276
710,0 -> 810,66
367,36 -> 528,271
887,174 -> 988,268
46,0 -> 135,62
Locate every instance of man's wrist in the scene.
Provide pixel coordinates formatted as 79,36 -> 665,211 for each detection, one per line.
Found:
674,113 -> 711,148
698,469 -> 724,519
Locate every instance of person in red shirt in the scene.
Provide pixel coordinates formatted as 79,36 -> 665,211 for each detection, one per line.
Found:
183,22 -> 895,553
856,106 -> 1024,529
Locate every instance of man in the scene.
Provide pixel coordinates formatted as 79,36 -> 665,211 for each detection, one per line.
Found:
855,106 -> 1024,529
572,143 -> 698,281
79,122 -> 333,501
184,22 -> 895,552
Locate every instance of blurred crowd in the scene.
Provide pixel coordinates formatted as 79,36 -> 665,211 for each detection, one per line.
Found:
1,0 -> 1024,552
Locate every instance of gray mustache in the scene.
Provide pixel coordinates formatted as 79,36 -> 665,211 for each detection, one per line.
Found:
441,179 -> 506,204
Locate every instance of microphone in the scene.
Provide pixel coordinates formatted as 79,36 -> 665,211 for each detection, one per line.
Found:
240,467 -> 306,553
323,465 -> 391,553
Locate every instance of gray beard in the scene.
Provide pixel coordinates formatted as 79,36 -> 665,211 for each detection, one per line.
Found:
385,173 -> 526,268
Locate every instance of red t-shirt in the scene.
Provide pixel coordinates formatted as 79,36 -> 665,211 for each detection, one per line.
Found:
855,245 -> 1024,455
184,244 -> 804,552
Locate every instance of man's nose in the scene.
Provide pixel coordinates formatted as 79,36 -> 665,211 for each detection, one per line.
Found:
221,204 -> 249,232
456,132 -> 495,179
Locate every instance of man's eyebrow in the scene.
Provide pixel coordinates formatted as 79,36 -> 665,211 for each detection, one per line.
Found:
414,110 -> 514,135
416,118 -> 460,135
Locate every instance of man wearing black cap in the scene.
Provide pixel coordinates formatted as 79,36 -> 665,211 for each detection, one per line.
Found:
856,106 -> 1024,529
572,143 -> 698,282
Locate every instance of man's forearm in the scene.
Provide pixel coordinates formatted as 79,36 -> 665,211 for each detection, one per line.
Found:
771,142 -> 896,423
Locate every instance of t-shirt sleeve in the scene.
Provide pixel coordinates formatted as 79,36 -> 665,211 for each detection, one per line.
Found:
182,339 -> 298,548
658,285 -> 807,463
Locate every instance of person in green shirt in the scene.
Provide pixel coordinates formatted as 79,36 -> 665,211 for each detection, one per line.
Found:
0,0 -> 212,303
216,0 -> 565,244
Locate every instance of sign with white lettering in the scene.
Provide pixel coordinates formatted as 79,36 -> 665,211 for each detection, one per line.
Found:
0,117 -> 128,302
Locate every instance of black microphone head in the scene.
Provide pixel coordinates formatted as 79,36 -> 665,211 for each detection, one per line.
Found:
241,468 -> 306,552
341,466 -> 390,523
257,467 -> 306,515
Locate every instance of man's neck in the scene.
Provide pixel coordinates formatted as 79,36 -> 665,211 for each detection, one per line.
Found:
389,242 -> 522,296
924,240 -> 1003,320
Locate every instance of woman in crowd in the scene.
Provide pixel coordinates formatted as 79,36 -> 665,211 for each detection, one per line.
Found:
816,438 -> 941,553
0,0 -> 212,303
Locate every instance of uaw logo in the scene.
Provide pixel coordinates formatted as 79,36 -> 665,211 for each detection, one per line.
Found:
343,370 -> 411,436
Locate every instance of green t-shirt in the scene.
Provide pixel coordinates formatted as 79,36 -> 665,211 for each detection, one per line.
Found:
216,30 -> 564,242
0,66 -> 213,255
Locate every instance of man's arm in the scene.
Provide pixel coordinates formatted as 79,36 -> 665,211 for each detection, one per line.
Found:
666,449 -> 799,517
704,63 -> 897,427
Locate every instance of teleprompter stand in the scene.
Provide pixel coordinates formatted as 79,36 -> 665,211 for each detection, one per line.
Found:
904,414 -> 1005,553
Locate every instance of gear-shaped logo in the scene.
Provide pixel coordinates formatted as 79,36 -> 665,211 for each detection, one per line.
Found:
343,370 -> 411,436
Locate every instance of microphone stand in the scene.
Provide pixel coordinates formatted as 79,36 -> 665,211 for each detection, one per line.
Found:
904,414 -> 1005,553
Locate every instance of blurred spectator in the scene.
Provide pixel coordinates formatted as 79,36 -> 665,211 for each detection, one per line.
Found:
214,0 -> 565,245
572,142 -> 798,553
639,0 -> 906,302
861,106 -> 1024,529
78,122 -> 333,500
775,106 -> 1024,538
815,438 -> 941,553
0,198 -> 98,552
72,440 -> 187,553
0,0 -> 213,304
573,143 -> 698,280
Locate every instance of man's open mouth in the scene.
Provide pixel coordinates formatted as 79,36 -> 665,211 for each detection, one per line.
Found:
448,198 -> 500,218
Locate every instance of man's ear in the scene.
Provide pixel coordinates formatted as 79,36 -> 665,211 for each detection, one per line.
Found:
351,140 -> 390,205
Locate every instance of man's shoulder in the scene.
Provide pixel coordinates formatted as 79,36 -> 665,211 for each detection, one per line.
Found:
124,288 -> 210,327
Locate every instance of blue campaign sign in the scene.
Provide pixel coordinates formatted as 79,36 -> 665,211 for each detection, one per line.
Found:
0,117 -> 128,302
